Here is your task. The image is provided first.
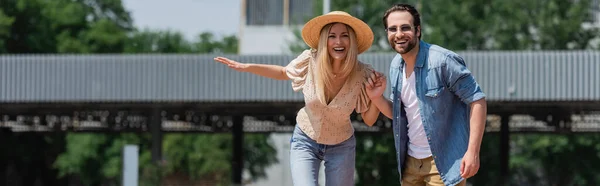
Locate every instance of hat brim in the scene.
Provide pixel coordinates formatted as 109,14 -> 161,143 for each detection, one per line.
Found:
301,13 -> 374,54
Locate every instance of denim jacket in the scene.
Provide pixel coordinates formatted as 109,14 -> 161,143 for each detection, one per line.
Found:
389,41 -> 486,186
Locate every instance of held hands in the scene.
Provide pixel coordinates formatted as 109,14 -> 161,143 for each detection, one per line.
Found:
214,57 -> 250,72
365,70 -> 386,100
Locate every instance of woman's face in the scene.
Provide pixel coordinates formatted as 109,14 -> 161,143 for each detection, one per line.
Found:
327,23 -> 350,61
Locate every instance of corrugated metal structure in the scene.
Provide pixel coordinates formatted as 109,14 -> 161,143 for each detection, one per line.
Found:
462,51 -> 600,102
1,51 -> 599,103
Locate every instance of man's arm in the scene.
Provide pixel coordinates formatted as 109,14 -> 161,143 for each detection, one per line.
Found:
442,53 -> 488,178
460,98 -> 487,178
467,98 -> 487,153
370,97 -> 393,119
443,54 -> 487,153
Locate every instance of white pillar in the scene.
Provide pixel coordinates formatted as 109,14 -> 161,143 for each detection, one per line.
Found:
123,145 -> 139,186
323,0 -> 330,14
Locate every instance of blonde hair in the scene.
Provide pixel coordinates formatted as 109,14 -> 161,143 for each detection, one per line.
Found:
313,23 -> 360,105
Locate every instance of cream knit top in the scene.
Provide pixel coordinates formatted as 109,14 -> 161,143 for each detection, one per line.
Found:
285,50 -> 373,145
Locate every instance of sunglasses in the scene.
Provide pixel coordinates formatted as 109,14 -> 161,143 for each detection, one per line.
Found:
385,25 -> 416,33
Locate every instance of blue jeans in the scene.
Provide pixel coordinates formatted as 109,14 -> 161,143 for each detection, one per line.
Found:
289,126 -> 356,186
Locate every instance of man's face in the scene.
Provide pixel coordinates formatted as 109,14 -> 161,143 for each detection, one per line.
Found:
386,11 -> 420,54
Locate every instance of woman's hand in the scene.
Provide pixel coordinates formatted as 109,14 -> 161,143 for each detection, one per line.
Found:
365,70 -> 386,100
214,57 -> 250,72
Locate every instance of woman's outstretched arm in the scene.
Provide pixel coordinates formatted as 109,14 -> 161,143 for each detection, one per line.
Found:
214,57 -> 289,80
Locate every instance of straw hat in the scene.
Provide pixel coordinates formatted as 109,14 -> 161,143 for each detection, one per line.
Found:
301,11 -> 374,54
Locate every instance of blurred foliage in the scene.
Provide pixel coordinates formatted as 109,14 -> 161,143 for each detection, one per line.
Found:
54,134 -> 152,186
354,134 -> 400,185
290,0 -> 600,53
53,133 -> 277,186
0,10 -> 14,53
421,0 -> 599,50
162,134 -> 277,186
0,0 -> 132,53
507,134 -> 600,186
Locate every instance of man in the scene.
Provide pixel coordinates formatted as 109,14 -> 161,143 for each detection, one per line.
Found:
365,3 -> 487,186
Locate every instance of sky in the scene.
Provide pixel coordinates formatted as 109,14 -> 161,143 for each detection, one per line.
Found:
122,0 -> 241,41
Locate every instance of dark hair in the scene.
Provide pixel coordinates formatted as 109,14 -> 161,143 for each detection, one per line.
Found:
382,4 -> 421,39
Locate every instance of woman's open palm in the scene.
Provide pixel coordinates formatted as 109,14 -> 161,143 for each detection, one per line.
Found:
214,57 -> 250,72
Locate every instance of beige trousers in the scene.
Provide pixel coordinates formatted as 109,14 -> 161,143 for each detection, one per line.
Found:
401,156 -> 467,186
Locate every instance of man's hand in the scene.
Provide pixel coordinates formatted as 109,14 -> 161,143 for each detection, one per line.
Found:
460,150 -> 480,179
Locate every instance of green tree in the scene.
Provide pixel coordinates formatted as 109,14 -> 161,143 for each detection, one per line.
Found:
123,30 -> 239,54
0,9 -> 14,53
54,133 -> 277,186
421,0 -> 599,50
194,32 -> 238,54
1,0 -> 132,53
124,29 -> 192,53
54,134 -> 155,186
354,134 -> 399,185
162,134 -> 277,185
507,134 -> 600,186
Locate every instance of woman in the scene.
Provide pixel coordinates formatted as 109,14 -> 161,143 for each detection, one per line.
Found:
214,11 -> 381,186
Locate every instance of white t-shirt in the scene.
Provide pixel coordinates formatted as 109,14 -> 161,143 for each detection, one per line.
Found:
401,68 -> 432,159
